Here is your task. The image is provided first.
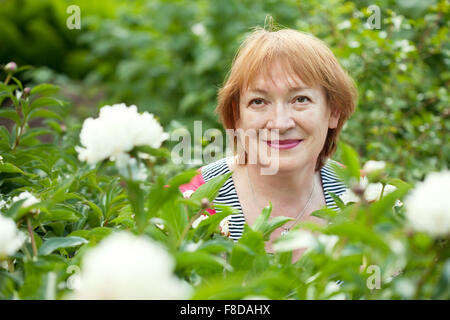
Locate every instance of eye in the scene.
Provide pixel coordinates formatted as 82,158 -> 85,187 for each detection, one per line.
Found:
249,98 -> 265,106
294,96 -> 311,104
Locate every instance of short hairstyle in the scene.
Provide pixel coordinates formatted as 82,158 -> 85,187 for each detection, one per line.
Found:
215,26 -> 358,171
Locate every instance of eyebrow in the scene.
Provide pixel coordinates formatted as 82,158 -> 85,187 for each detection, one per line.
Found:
248,86 -> 311,94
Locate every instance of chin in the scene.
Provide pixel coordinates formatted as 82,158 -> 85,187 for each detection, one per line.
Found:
257,153 -> 310,175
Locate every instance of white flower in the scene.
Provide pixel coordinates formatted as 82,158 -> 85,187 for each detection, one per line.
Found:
12,191 -> 40,211
324,281 -> 346,300
365,183 -> 397,202
0,215 -> 26,259
184,241 -> 202,252
76,103 -> 169,165
337,20 -> 351,30
272,230 -> 316,252
339,177 -> 397,204
71,232 -> 192,299
404,171 -> 450,237
219,217 -> 230,237
192,214 -> 209,228
191,23 -> 206,36
317,234 -> 339,254
112,153 -> 148,181
339,189 -> 360,205
182,190 -> 194,199
363,160 -> 386,174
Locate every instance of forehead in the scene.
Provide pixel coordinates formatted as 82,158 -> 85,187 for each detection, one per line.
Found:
242,59 -> 312,94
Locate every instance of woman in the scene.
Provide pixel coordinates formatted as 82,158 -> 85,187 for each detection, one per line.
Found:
180,26 -> 357,260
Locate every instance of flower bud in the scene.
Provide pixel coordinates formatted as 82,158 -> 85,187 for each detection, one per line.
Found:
363,160 -> 386,174
201,198 -> 211,209
23,87 -> 31,97
4,62 -> 17,72
351,184 -> 365,197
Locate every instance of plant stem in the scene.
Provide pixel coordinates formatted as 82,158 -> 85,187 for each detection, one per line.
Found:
176,209 -> 203,248
413,243 -> 442,299
7,259 -> 14,273
4,73 -> 11,85
27,217 -> 38,257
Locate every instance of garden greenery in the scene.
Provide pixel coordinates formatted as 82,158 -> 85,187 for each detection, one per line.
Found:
0,65 -> 449,299
0,0 -> 449,300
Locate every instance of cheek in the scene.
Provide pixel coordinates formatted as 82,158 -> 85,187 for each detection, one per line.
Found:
295,110 -> 329,136
239,109 -> 266,130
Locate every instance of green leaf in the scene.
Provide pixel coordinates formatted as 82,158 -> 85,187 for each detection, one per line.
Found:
29,97 -> 64,111
324,222 -> 390,253
160,199 -> 187,240
0,108 -> 21,125
38,236 -> 88,255
19,128 -> 53,145
30,84 -> 60,96
39,209 -> 79,223
11,77 -> 23,91
230,226 -> 266,271
190,172 -> 232,203
252,202 -> 272,232
134,145 -> 171,158
262,216 -> 293,241
0,126 -> 11,145
371,182 -> 411,217
3,199 -> 27,219
339,142 -> 361,180
0,162 -> 24,174
197,237 -> 235,254
176,251 -> 231,273
192,204 -> 235,241
28,109 -> 63,121
327,191 -> 346,210
311,207 -> 339,220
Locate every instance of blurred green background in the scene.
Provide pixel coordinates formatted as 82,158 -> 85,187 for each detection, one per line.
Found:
0,0 -> 448,182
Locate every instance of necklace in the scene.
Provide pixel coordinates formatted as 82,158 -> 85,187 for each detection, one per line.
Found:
245,165 -> 316,236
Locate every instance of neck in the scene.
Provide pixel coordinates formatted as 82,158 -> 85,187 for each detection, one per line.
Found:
242,159 -> 319,206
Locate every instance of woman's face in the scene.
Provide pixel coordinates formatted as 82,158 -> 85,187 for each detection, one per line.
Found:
236,60 -> 339,174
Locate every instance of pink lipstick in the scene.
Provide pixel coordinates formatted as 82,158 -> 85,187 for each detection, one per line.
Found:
266,139 -> 302,150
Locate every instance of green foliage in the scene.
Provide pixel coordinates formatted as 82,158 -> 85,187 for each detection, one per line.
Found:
0,0 -> 449,300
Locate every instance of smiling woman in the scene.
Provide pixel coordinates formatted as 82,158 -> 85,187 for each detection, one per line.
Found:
180,24 -> 358,258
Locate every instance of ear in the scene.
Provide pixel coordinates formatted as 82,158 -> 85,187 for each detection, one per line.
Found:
328,109 -> 339,129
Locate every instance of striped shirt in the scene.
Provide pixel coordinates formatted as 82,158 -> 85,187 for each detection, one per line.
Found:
180,157 -> 348,241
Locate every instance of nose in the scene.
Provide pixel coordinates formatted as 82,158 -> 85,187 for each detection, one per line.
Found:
266,102 -> 295,134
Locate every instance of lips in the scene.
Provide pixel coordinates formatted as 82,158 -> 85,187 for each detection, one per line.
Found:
266,139 -> 303,150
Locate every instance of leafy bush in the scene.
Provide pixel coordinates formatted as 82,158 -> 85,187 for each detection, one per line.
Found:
0,67 -> 448,300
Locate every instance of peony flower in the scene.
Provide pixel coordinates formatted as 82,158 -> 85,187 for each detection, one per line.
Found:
363,160 -> 386,174
12,191 -> 40,213
324,281 -> 346,300
404,171 -> 450,238
219,216 -> 230,237
4,62 -> 17,72
365,183 -> 396,202
112,153 -> 148,181
192,214 -> 209,228
71,232 -> 192,299
272,230 -> 316,252
339,189 -> 360,205
339,177 -> 397,204
76,103 -> 169,165
0,215 -> 26,259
